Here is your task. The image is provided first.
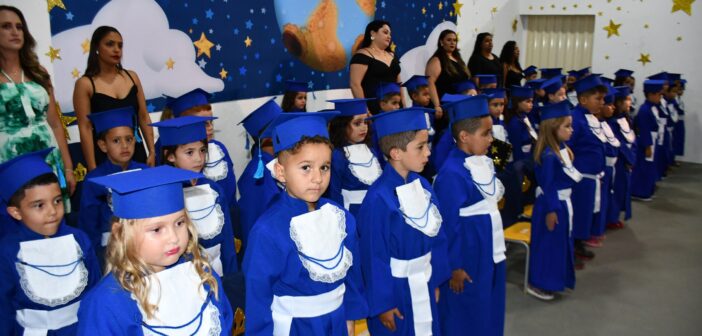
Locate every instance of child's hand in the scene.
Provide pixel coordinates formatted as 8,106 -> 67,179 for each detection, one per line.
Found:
379,308 -> 404,332
146,154 -> 156,167
546,212 -> 558,231
434,106 -> 444,119
645,146 -> 653,159
449,269 -> 472,293
346,320 -> 356,336
435,287 -> 440,303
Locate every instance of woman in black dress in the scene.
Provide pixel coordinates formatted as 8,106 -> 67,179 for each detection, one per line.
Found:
468,32 -> 503,87
499,40 -> 523,88
349,20 -> 402,114
425,29 -> 470,132
73,26 -> 155,171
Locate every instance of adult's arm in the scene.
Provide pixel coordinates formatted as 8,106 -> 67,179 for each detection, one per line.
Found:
45,84 -> 76,194
502,63 -> 509,88
129,70 -> 156,167
349,62 -> 368,99
425,56 -> 444,118
73,77 -> 97,171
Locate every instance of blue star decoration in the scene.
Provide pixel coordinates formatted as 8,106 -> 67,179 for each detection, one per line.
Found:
205,9 -> 214,19
245,19 -> 253,29
198,58 -> 207,68
65,12 -> 74,21
239,66 -> 247,76
147,103 -> 156,113
192,17 -> 198,24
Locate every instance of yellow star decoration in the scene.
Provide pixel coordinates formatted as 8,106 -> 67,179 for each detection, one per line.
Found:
81,38 -> 90,54
219,68 -> 228,79
551,4 -> 556,8
604,20 -> 622,38
422,7 -> 426,15
452,1 -> 463,17
638,53 -> 651,66
672,0 -> 695,16
45,46 -> 61,62
529,6 -> 533,10
233,308 -> 245,336
573,4 -> 578,8
598,11 -> 603,16
71,68 -> 80,79
491,7 -> 498,14
588,4 -> 593,8
193,32 -> 215,58
439,2 -> 443,10
644,24 -> 650,28
47,0 -> 66,12
616,6 -> 622,10
540,6 -> 544,10
677,36 -> 683,41
390,42 -> 397,53
55,102 -> 76,140
562,6 -> 567,10
512,19 -> 518,33
73,163 -> 87,183
166,57 -> 175,70
244,36 -> 252,47
605,55 -> 610,60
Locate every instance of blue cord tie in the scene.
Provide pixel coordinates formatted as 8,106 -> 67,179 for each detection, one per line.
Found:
142,293 -> 211,336
188,203 -> 217,221
400,199 -> 433,229
348,156 -> 375,168
18,257 -> 83,277
205,157 -> 224,167
298,244 -> 345,270
472,175 -> 497,196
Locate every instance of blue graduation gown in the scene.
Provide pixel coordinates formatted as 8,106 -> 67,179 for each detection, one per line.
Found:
607,116 -> 636,222
566,105 -> 605,240
654,102 -> 670,178
0,222 -> 101,335
529,146 -> 576,292
592,123 -> 619,237
77,258 -> 233,335
434,148 -> 505,336
431,130 -> 455,172
506,113 -> 534,163
242,193 -> 367,335
328,144 -> 383,218
631,101 -> 659,198
236,150 -> 281,250
357,166 -> 450,336
670,99 -> 685,156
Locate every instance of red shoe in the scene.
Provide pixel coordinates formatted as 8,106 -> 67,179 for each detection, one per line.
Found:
584,238 -> 603,248
607,221 -> 625,230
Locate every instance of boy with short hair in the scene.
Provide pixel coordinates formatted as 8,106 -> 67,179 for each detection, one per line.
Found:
377,82 -> 403,112
358,107 -> 450,336
631,80 -> 667,201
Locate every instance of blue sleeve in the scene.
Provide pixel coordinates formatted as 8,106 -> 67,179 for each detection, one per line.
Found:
342,211 -> 368,320
433,169 -> 468,272
0,250 -> 17,335
506,118 -> 525,161
215,185 -> 239,275
213,273 -> 234,335
77,284 -> 142,335
77,179 -> 105,250
635,107 -> 654,147
327,151 -> 344,206
76,230 -> 103,286
536,153 -> 562,214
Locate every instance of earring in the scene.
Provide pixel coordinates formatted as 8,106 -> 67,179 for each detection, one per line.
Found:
96,50 -> 99,55
371,36 -> 375,41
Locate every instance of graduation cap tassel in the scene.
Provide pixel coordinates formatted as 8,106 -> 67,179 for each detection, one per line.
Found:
253,140 -> 264,179
244,133 -> 250,151
133,116 -> 143,143
54,155 -> 67,189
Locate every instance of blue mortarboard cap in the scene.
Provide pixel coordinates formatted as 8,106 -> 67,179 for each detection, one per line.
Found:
680,79 -> 687,89
87,106 -> 135,134
401,75 -> 429,92
523,65 -> 538,76
604,83 -> 616,104
541,76 -> 564,94
366,107 -> 434,138
643,79 -> 666,93
540,68 -> 562,79
511,85 -> 534,98
647,72 -> 669,81
329,98 -> 373,117
482,88 -> 506,99
568,70 -> 579,77
668,73 -> 681,82
238,98 -> 282,137
578,67 -> 591,75
614,69 -> 634,78
601,76 -> 614,86
0,148 -> 54,202
89,166 -> 202,219
573,74 -> 605,94
614,86 -> 631,98
449,95 -> 490,122
376,82 -> 401,98
454,80 -> 476,93
268,112 -> 338,154
475,74 -> 497,85
151,116 -> 217,146
165,88 -> 211,117
526,78 -> 547,89
285,80 -> 309,93
441,93 -> 466,103
540,100 -> 572,121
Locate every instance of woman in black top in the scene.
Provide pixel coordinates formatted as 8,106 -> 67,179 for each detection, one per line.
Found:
349,20 -> 402,114
73,26 -> 155,170
499,40 -> 523,88
425,29 -> 470,130
468,32 -> 503,87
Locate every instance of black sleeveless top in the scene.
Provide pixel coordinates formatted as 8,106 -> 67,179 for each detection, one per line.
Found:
88,70 -> 147,164
468,53 -> 503,87
505,68 -> 524,88
350,51 -> 401,114
435,58 -> 470,99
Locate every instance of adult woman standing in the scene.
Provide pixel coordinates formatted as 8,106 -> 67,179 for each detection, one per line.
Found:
0,6 -> 76,194
349,20 -> 402,114
468,33 -> 503,87
73,26 -> 155,171
425,29 -> 470,129
499,41 -> 523,88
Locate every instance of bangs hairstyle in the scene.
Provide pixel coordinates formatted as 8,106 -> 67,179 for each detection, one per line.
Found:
534,116 -> 572,165
504,96 -> 530,124
379,130 -> 418,157
380,92 -> 401,103
451,116 -> 487,141
329,116 -> 372,148
161,139 -> 209,165
7,173 -> 59,207
276,135 -> 333,161
105,212 -> 218,319
0,6 -> 51,89
159,104 -> 213,121
281,91 -> 307,112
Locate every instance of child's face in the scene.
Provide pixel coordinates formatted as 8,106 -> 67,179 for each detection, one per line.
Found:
133,209 -> 189,272
616,96 -> 632,113
411,87 -> 431,107
526,74 -> 538,81
601,103 -> 615,118
98,126 -> 135,168
548,87 -> 566,103
518,98 -> 534,114
664,87 -> 678,100
346,114 -> 369,144
394,130 -> 430,173
294,92 -> 307,110
535,89 -> 545,97
579,92 -> 605,114
488,98 -> 505,119
480,83 -> 497,90
183,109 -> 215,141
462,89 -> 478,96
7,183 -> 63,236
168,141 -> 207,173
646,91 -> 662,105
556,116 -> 574,142
379,94 -> 401,112
275,143 -> 332,209
463,117 -> 493,155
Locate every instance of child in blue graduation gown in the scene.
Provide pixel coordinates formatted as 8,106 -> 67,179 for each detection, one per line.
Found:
431,93 -> 469,172
358,107 -> 450,336
77,166 -> 233,335
631,80 -> 667,200
0,150 -> 101,335
433,95 -> 507,335
327,98 -> 383,217
281,80 -> 309,112
606,87 -> 636,229
243,112 -> 367,335
528,101 -> 581,300
505,85 -> 537,219
672,79 -> 687,158
236,98 -> 283,250
79,107 -> 148,265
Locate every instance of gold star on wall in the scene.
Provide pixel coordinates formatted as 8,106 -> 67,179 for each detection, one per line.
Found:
453,1 -> 463,17
55,102 -> 76,140
677,36 -> 683,41
540,6 -> 544,10
529,6 -> 533,10
71,68 -> 80,78
390,42 -> 397,53
439,2 -> 443,10
47,0 -> 66,12
604,20 -> 622,37
551,4 -> 555,8
421,7 -> 426,15
244,36 -> 252,47
45,46 -> 61,62
193,32 -> 215,58
219,68 -> 228,79
598,11 -> 603,16
573,4 -> 578,8
588,4 -> 593,8
644,23 -> 650,28
166,57 -> 175,69
638,53 -> 651,65
73,163 -> 87,183
491,7 -> 498,14
605,55 -> 610,60
81,38 -> 90,54
512,19 -> 518,33
617,6 -> 622,10
672,0 -> 695,16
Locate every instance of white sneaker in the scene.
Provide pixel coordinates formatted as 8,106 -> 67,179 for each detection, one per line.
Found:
527,285 -> 555,301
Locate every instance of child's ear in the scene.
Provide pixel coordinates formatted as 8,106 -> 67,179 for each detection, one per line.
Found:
97,139 -> 108,153
167,152 -> 176,164
274,160 -> 286,183
458,130 -> 470,144
6,206 -> 22,221
388,147 -> 402,161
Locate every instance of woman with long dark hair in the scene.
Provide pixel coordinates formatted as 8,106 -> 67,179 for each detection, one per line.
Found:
0,6 -> 76,198
73,26 -> 155,171
349,20 -> 402,114
425,29 -> 470,130
499,41 -> 523,88
468,32 -> 503,87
